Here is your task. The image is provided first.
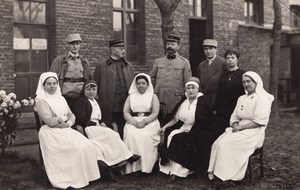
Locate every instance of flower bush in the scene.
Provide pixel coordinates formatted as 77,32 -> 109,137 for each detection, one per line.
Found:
0,90 -> 34,155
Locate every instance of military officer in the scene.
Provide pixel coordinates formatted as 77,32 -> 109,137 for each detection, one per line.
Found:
94,39 -> 134,139
150,33 -> 192,123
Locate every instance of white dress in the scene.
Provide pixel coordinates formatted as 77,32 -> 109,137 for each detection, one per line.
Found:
159,98 -> 197,177
123,92 -> 161,174
84,98 -> 133,166
37,100 -> 100,189
208,93 -> 272,181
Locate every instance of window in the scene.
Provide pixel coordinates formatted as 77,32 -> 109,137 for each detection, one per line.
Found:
244,0 -> 264,25
290,5 -> 300,28
189,0 -> 206,17
13,0 -> 49,72
113,0 -> 140,64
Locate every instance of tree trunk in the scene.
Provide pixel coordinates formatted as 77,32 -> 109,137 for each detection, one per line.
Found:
270,0 -> 282,119
154,0 -> 181,53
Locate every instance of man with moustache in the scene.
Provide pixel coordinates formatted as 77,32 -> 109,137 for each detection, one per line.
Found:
94,39 -> 134,139
150,33 -> 192,123
49,33 -> 92,110
198,39 -> 226,109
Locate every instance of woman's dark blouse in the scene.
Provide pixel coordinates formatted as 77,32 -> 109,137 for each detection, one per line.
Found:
73,97 -> 99,128
214,68 -> 246,121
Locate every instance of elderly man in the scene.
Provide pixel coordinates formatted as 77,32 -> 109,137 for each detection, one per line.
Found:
94,39 -> 134,139
49,33 -> 92,110
198,39 -> 226,109
150,33 -> 192,124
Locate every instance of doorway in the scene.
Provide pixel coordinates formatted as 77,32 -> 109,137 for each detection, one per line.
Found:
189,19 -> 207,76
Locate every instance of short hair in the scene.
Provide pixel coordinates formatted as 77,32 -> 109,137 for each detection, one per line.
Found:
224,48 -> 240,59
135,75 -> 149,84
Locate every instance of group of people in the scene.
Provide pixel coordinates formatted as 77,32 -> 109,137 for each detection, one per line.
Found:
34,32 -> 274,189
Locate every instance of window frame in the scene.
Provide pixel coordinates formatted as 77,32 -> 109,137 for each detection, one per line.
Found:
244,0 -> 264,26
290,5 -> 300,28
113,0 -> 140,65
189,0 -> 207,19
13,0 -> 51,74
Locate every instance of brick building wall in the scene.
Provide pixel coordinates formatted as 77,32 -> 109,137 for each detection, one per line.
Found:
238,25 -> 273,90
54,0 -> 112,73
0,0 -> 14,92
213,0 -> 243,55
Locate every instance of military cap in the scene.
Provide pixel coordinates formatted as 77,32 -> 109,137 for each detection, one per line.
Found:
109,39 -> 124,47
166,34 -> 181,42
203,39 -> 218,47
66,33 -> 82,43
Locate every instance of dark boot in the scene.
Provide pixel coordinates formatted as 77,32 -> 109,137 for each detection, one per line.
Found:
98,160 -> 118,182
127,154 -> 141,163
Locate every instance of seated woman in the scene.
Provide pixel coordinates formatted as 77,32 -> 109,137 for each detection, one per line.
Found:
73,80 -> 141,180
34,72 -> 100,189
208,71 -> 274,187
178,48 -> 246,177
159,77 -> 214,181
123,73 -> 161,174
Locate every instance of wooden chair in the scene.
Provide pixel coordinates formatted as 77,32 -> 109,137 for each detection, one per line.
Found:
34,111 -> 51,185
34,111 -> 44,166
247,146 -> 264,184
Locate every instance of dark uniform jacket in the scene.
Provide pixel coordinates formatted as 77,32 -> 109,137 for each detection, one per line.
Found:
93,57 -> 134,125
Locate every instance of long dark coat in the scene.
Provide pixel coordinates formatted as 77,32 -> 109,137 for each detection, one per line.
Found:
198,55 -> 226,107
93,57 -> 134,125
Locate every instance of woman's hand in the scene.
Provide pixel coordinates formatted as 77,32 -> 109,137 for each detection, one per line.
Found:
158,126 -> 167,136
100,122 -> 107,128
135,120 -> 146,129
232,123 -> 242,133
57,117 -> 64,123
57,122 -> 69,128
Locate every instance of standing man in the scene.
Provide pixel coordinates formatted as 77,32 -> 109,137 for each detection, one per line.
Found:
94,39 -> 134,139
150,33 -> 192,123
198,39 -> 226,109
49,33 -> 92,110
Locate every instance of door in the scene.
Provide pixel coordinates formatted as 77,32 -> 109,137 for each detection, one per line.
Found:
189,19 -> 207,77
13,0 -> 50,101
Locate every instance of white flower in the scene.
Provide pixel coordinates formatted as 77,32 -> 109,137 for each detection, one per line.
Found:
1,102 -> 7,108
29,99 -> 35,106
13,103 -> 20,109
3,108 -> 8,113
8,100 -> 14,106
21,99 -> 29,106
8,93 -> 16,99
3,95 -> 10,102
0,90 -> 6,96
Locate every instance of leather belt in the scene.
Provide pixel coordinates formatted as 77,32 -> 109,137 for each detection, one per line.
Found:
132,112 -> 151,117
63,78 -> 84,83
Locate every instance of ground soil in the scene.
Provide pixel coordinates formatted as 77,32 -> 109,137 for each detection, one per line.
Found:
0,112 -> 299,190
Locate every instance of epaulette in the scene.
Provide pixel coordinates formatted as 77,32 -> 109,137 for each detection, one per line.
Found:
178,55 -> 189,63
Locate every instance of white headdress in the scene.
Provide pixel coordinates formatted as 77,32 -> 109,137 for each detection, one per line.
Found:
35,72 -> 68,119
243,71 -> 274,102
128,73 -> 154,95
128,73 -> 154,112
35,72 -> 61,101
